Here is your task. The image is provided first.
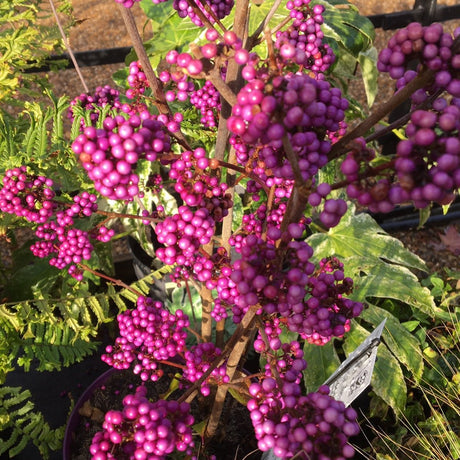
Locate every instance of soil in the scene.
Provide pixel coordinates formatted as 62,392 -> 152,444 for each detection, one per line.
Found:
68,367 -> 258,460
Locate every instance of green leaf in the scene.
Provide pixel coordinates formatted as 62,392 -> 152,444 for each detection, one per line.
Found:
358,47 -> 378,107
360,304 -> 424,383
346,256 -> 436,316
141,0 -> 204,64
315,0 -> 375,57
344,321 -> 406,415
228,385 -> 251,406
302,340 -> 341,392
3,260 -> 61,301
307,205 -> 427,272
401,320 -> 420,333
418,205 -> 432,228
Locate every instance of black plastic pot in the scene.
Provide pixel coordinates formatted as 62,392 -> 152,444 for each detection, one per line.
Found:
127,235 -> 168,300
63,367 -> 117,460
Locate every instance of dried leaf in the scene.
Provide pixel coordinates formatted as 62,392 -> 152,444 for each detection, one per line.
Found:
438,225 -> 460,255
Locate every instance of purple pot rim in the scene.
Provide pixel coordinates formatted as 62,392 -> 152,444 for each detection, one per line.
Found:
63,367 -> 119,459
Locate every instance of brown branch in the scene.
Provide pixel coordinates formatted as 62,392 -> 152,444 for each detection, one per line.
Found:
204,304 -> 259,438
79,264 -> 143,296
118,5 -> 171,116
246,0 -> 284,50
49,0 -> 88,93
177,304 -> 259,404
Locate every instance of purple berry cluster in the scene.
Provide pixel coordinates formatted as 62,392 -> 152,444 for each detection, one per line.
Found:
29,192 -> 112,280
0,167 -> 55,223
275,0 -> 335,75
169,148 -> 232,221
102,296 -> 190,382
189,80 -> 221,128
378,22 -> 460,97
113,0 -> 141,8
90,385 -> 194,460
68,85 -> 122,126
227,229 -> 363,343
71,114 -> 171,201
248,381 -> 360,459
302,257 -> 363,345
228,73 -> 348,188
154,206 -> 215,265
264,339 -> 307,385
0,169 -> 110,281
173,0 -> 234,27
183,342 -> 229,396
343,97 -> 460,212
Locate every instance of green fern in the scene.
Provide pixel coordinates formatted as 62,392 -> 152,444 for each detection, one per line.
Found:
0,292 -> 115,337
0,92 -> 87,193
15,322 -> 100,372
0,386 -> 64,459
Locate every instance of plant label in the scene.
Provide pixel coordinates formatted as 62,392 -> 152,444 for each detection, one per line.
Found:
324,318 -> 386,407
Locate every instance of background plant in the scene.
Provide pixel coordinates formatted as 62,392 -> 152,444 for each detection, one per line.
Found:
0,0 -> 459,458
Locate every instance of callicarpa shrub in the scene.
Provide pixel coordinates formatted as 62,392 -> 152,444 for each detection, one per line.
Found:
1,0 -> 459,458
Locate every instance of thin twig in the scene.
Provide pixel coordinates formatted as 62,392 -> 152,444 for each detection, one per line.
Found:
246,0 -> 284,50
48,0 -> 88,93
79,264 -> 143,296
282,135 -> 303,186
365,87 -> 444,144
329,66 -> 436,160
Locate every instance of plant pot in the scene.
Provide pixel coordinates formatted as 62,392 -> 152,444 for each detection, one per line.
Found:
63,367 -> 117,460
127,235 -> 168,300
63,366 -> 258,460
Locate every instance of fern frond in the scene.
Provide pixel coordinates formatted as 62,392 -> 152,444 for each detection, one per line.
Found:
16,322 -> 99,372
0,386 -> 64,459
118,265 -> 173,302
0,291 -> 116,336
49,92 -> 68,144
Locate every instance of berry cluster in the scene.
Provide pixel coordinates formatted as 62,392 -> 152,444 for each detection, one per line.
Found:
90,385 -> 194,460
0,169 -> 110,281
124,61 -> 150,114
169,148 -> 232,221
228,225 -> 316,324
173,0 -> 234,27
275,0 -> 335,75
31,222 -> 93,280
183,342 -> 229,396
71,114 -> 171,201
68,85 -> 122,126
102,296 -> 190,382
189,80 -> 221,128
378,22 -> 460,97
343,97 -> 460,212
154,206 -> 216,265
247,381 -> 359,459
264,339 -> 307,386
228,73 -> 348,187
301,257 -> 363,345
114,0 -> 141,8
0,167 -> 55,223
